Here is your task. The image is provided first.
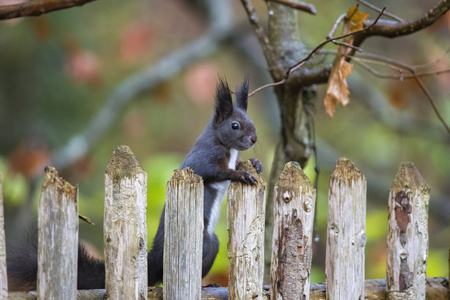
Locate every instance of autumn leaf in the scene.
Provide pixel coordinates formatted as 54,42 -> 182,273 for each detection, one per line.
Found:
324,57 -> 353,117
323,5 -> 369,117
344,5 -> 370,34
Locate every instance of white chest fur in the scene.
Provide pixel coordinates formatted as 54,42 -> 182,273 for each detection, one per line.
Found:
228,148 -> 239,170
207,148 -> 239,234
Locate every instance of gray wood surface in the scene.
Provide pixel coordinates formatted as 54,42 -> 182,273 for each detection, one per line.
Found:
387,162 -> 430,300
326,158 -> 367,300
227,161 -> 266,300
163,168 -> 203,300
104,146 -> 148,300
0,174 -> 8,299
270,162 -> 316,300
7,277 -> 449,300
37,167 -> 78,300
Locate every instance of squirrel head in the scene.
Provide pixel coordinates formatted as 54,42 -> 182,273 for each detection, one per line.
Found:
213,77 -> 257,151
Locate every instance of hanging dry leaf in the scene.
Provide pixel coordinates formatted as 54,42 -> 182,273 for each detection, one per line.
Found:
323,5 -> 369,117
344,5 -> 370,34
324,57 -> 353,117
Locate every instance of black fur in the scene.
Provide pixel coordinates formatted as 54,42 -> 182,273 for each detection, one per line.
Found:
7,78 -> 263,290
7,239 -> 105,291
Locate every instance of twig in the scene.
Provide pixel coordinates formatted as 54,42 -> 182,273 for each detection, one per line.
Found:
413,75 -> 450,134
0,0 -> 97,20
351,58 -> 450,79
328,13 -> 346,38
79,214 -> 95,225
248,79 -> 286,96
332,41 -> 362,52
268,0 -> 316,15
414,47 -> 450,69
248,8 -> 386,96
354,0 -> 450,45
240,0 -> 282,79
356,0 -> 404,23
348,52 -> 450,134
349,56 -> 404,73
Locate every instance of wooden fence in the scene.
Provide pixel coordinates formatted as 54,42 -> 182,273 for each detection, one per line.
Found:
0,146 -> 448,299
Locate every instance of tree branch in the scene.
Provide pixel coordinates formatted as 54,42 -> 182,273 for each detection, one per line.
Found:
0,0 -> 97,20
267,0 -> 316,15
354,0 -> 450,45
337,50 -> 450,134
356,0 -> 404,23
249,8 -> 385,96
240,0 -> 283,80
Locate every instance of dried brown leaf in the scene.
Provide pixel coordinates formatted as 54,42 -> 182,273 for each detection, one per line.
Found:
324,57 -> 353,118
323,5 -> 367,117
344,5 -> 370,33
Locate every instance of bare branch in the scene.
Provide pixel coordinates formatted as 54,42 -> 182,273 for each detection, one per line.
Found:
249,8 -> 385,96
0,0 -> 97,20
356,0 -> 404,23
350,56 -> 450,79
414,48 -> 450,69
328,13 -> 346,38
240,0 -> 283,79
348,51 -> 450,134
413,75 -> 450,134
354,0 -> 450,45
267,0 -> 316,15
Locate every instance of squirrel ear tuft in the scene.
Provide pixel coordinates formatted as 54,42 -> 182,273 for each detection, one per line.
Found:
235,76 -> 249,111
214,77 -> 233,123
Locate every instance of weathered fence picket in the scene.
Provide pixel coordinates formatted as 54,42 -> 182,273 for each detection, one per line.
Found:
270,162 -> 316,300
0,174 -> 7,300
386,162 -> 430,300
104,146 -> 148,300
163,168 -> 203,300
326,158 -> 367,300
227,161 -> 266,300
37,167 -> 78,300
3,148 -> 449,300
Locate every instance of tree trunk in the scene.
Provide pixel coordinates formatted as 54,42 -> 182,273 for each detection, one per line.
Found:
263,2 -> 317,283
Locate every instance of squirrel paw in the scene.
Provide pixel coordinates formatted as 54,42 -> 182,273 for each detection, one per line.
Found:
239,171 -> 258,185
249,158 -> 263,174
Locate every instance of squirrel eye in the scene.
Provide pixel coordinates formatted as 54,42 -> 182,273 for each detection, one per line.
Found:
231,122 -> 240,130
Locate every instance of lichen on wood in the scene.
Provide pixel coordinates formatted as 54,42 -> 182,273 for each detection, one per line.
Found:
104,146 -> 148,300
105,145 -> 145,184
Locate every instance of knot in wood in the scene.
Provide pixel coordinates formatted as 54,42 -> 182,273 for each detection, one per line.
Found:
303,198 -> 312,212
282,191 -> 291,203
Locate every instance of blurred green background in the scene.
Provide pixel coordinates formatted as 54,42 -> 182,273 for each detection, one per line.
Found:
0,0 -> 448,286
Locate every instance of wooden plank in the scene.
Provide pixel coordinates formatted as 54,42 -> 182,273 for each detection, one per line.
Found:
104,146 -> 148,300
227,161 -> 266,300
325,158 -> 366,300
0,174 -> 7,299
386,162 -> 430,300
7,277 -> 449,299
270,162 -> 316,300
163,168 -> 203,300
37,167 -> 78,300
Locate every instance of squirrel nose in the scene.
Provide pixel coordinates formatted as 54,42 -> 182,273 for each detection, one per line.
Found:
251,135 -> 257,144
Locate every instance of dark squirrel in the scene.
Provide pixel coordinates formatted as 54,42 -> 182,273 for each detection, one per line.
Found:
7,77 -> 263,291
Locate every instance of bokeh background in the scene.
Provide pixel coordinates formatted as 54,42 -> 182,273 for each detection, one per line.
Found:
0,0 -> 448,286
